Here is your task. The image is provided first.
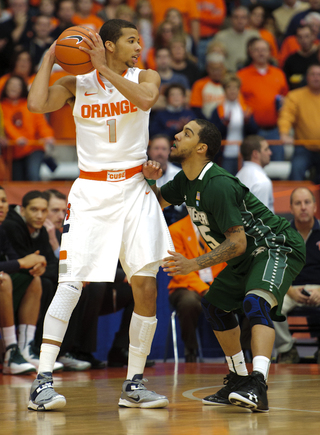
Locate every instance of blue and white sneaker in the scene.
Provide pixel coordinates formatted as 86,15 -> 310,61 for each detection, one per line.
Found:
28,372 -> 66,411
118,375 -> 169,409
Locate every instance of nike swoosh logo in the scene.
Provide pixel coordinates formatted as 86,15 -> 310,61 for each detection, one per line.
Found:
84,92 -> 98,96
146,191 -> 150,195
61,35 -> 84,44
130,395 -> 140,402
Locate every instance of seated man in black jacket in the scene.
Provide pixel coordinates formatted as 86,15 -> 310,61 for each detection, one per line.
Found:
2,190 -> 64,367
0,186 -> 48,374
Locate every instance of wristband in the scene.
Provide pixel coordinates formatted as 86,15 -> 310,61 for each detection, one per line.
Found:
146,179 -> 156,186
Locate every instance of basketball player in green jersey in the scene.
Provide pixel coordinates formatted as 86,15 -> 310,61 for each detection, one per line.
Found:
146,119 -> 306,412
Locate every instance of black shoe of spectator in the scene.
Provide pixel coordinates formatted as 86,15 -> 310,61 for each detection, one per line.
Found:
107,347 -> 155,368
75,352 -> 107,369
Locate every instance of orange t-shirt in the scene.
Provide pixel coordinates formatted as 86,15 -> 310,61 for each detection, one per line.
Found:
1,98 -> 54,160
72,14 -> 104,33
237,64 -> 288,127
190,76 -> 225,119
198,0 -> 226,38
149,0 -> 200,32
168,215 -> 226,295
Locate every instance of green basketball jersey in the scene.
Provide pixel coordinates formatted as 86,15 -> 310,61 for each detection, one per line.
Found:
161,162 -> 295,267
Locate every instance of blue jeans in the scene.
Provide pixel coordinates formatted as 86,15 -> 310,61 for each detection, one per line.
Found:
12,150 -> 44,181
258,127 -> 284,161
289,146 -> 320,183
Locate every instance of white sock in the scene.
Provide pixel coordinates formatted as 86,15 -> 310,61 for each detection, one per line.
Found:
38,343 -> 61,374
18,324 -> 36,350
1,326 -> 17,349
252,356 -> 270,381
126,312 -> 157,380
226,350 -> 248,376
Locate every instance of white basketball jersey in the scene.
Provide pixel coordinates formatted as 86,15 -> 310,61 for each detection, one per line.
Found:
73,68 -> 150,171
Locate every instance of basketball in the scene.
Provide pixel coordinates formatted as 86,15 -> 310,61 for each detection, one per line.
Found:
55,26 -> 95,75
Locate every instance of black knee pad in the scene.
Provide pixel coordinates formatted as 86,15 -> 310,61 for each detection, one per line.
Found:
243,293 -> 274,329
201,297 -> 238,331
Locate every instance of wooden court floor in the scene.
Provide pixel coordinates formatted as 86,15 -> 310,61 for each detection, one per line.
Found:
0,362 -> 319,435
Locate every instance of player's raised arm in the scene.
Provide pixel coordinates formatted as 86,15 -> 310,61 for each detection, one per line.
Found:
81,31 -> 160,111
28,42 -> 76,114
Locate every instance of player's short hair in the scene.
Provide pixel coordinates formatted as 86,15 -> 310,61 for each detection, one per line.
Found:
44,189 -> 67,201
290,187 -> 316,205
240,135 -> 264,161
99,19 -> 137,45
22,191 -> 48,208
195,119 -> 221,161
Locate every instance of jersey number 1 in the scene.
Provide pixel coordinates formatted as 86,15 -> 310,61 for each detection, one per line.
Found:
107,119 -> 117,143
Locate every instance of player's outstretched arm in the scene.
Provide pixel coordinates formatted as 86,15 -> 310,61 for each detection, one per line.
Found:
28,42 -> 76,114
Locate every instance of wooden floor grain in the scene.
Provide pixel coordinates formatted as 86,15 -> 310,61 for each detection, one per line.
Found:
0,362 -> 319,435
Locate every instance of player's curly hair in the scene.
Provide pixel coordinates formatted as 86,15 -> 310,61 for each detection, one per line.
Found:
99,19 -> 137,45
195,119 -> 221,161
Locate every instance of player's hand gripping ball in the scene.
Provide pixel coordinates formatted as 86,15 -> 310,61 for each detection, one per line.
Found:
55,26 -> 95,75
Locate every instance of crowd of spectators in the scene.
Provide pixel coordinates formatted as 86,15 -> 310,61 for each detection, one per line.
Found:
1,1 -> 320,369
1,0 -> 320,181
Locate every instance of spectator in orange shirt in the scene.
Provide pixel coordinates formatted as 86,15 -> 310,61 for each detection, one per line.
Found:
248,4 -> 279,63
149,0 -> 200,46
72,0 -> 104,33
0,49 -> 36,96
237,38 -> 288,161
190,52 -> 226,119
196,0 -> 226,71
0,76 -> 54,181
168,214 -> 226,362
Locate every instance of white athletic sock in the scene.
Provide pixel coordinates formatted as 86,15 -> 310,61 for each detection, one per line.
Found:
226,350 -> 248,376
126,312 -> 157,380
252,355 -> 270,381
1,326 -> 17,349
18,324 -> 36,350
38,343 -> 61,374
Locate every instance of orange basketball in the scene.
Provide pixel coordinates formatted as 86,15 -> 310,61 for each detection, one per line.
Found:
55,26 -> 95,75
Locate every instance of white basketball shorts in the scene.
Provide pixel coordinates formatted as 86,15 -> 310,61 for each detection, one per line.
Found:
58,172 -> 174,283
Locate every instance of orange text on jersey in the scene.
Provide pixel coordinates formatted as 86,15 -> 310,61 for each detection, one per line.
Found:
81,100 -> 138,118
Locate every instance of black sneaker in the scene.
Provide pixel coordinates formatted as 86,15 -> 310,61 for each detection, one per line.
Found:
229,371 -> 269,412
202,371 -> 249,406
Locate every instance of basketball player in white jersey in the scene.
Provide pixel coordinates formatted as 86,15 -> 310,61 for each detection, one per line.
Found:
27,19 -> 174,411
